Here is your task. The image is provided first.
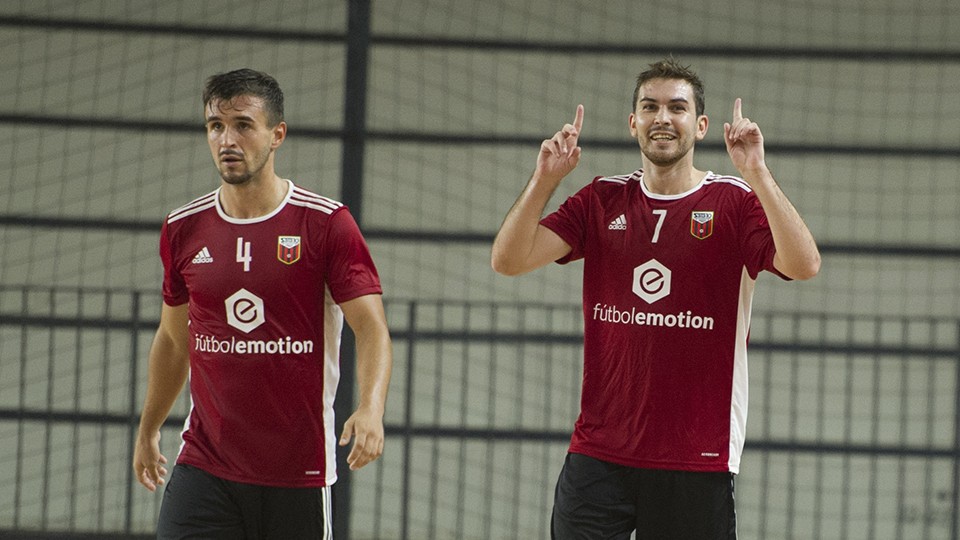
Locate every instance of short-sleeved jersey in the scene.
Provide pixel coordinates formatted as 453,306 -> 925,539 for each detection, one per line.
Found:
540,170 -> 786,474
160,179 -> 382,488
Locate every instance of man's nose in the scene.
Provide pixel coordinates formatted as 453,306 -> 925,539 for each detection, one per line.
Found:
654,107 -> 670,125
217,126 -> 239,147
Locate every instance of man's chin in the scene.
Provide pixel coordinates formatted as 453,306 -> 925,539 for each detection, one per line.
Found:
642,147 -> 690,167
644,153 -> 682,167
219,172 -> 253,185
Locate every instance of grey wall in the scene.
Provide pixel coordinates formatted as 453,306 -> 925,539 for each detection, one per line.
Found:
1,0 -> 959,538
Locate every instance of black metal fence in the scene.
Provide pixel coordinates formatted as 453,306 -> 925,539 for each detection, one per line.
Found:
1,285 -> 958,539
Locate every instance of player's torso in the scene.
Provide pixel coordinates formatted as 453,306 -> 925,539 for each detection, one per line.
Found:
583,173 -> 748,316
166,190 -> 333,342
163,186 -> 345,485
570,173 -> 756,470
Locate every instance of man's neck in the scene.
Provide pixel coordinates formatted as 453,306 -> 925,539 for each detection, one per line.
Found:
641,160 -> 706,196
219,173 -> 288,219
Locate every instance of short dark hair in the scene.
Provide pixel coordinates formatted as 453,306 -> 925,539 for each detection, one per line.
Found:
202,68 -> 284,126
632,58 -> 705,117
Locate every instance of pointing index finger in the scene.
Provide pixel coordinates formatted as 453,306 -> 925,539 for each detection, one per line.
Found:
573,104 -> 584,133
733,98 -> 743,122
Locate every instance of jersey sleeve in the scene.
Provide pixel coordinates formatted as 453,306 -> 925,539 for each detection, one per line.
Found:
739,192 -> 789,281
324,208 -> 383,304
159,220 -> 189,306
539,180 -> 595,264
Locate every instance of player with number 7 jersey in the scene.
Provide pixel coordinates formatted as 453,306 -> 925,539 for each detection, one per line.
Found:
541,168 -> 786,474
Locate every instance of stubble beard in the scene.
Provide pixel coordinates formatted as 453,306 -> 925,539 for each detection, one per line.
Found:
218,149 -> 270,186
641,137 -> 694,167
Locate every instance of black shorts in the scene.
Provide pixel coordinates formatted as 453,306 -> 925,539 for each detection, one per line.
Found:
156,464 -> 332,540
551,453 -> 737,540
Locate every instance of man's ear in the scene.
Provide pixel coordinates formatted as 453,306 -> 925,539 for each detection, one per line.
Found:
695,114 -> 709,141
271,121 -> 287,149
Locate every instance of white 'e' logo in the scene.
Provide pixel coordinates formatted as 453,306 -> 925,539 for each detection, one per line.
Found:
632,259 -> 671,304
225,288 -> 265,333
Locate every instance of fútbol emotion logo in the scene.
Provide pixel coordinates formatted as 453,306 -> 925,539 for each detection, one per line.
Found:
195,288 -> 315,355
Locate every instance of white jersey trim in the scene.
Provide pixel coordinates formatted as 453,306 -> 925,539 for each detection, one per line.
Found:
167,192 -> 217,224
598,170 -> 643,185
322,286 -> 343,486
177,383 -> 194,460
634,170 -> 753,201
727,266 -> 756,474
704,173 -> 753,193
290,186 -> 343,215
214,179 -> 295,224
167,180 -> 343,224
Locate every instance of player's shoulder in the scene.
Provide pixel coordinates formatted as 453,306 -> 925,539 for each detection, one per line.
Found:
166,189 -> 218,225
702,171 -> 753,194
594,169 -> 643,189
580,170 -> 642,201
288,184 -> 345,216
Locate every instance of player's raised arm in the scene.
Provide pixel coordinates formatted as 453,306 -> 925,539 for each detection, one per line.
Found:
724,98 -> 820,280
491,105 -> 581,276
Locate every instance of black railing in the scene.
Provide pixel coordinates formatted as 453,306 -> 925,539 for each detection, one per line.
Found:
1,286 -> 958,539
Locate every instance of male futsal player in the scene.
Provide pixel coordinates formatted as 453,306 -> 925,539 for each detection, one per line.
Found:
133,68 -> 392,539
492,58 -> 819,538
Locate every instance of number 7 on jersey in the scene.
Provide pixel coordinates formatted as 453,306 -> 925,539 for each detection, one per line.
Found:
651,209 -> 667,243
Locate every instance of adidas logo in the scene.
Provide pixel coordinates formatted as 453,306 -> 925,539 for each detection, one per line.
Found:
608,214 -> 627,230
192,247 -> 214,264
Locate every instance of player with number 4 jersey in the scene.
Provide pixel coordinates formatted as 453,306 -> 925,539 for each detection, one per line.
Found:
160,180 -> 380,487
134,69 -> 392,539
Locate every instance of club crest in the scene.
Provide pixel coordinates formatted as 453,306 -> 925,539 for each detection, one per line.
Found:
690,211 -> 714,240
277,236 -> 302,264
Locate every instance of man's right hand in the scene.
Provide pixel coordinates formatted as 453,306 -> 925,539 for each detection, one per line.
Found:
133,431 -> 168,492
535,104 -> 584,185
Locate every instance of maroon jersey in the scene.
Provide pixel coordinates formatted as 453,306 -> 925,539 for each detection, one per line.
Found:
160,180 -> 382,487
541,170 -> 786,473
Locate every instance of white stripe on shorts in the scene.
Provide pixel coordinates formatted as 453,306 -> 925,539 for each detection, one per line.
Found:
322,485 -> 333,540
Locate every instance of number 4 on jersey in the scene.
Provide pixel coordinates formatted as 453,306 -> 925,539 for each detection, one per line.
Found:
236,237 -> 252,272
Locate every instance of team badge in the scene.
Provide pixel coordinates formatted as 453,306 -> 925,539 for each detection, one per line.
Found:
277,236 -> 302,264
690,211 -> 714,240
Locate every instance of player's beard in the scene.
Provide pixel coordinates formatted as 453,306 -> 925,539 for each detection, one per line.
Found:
640,133 -> 695,167
218,147 -> 271,185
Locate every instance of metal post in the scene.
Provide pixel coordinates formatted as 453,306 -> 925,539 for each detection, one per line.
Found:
125,290 -> 141,534
334,1 -> 372,538
952,322 -> 960,540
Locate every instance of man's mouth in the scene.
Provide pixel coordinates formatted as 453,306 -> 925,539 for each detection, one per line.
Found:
649,132 -> 676,141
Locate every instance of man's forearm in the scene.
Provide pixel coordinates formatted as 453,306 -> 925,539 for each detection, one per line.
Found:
354,328 -> 392,414
744,167 -> 821,280
491,172 -> 560,275
137,333 -> 190,435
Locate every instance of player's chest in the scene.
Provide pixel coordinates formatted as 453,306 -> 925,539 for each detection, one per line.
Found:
177,228 -> 319,297
591,200 -> 736,264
